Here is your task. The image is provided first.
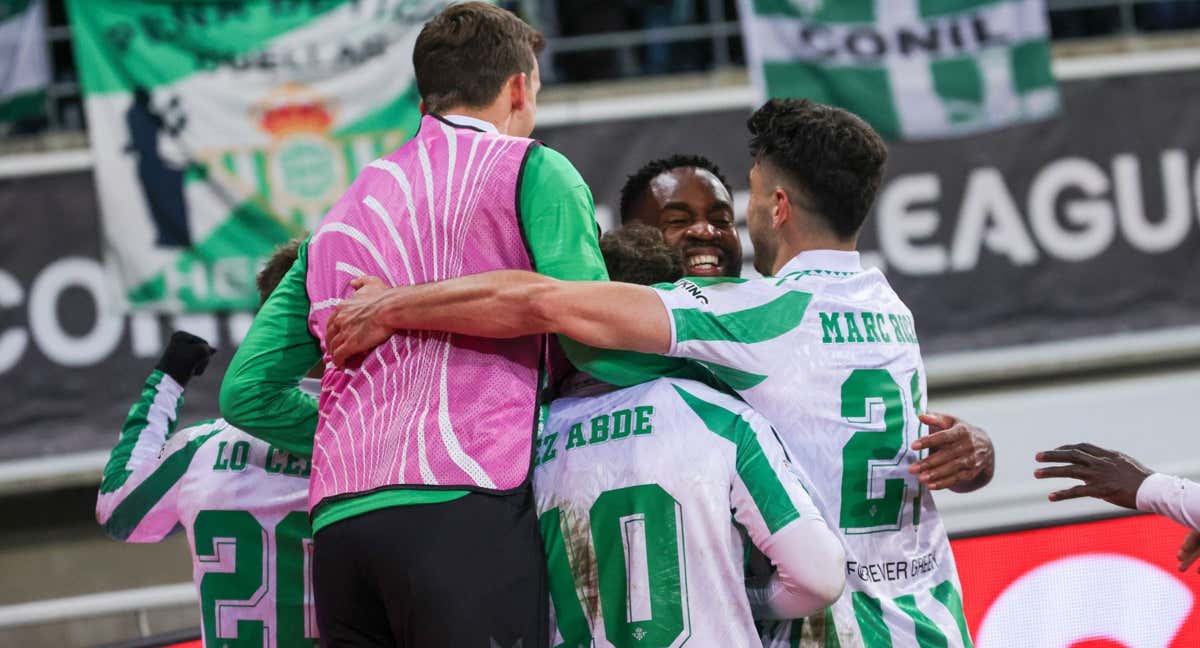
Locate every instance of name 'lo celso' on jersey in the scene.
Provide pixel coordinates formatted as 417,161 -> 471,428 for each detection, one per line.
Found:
96,370 -> 319,647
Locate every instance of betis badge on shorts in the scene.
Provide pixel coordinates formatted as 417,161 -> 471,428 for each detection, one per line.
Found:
738,0 -> 1060,140
65,0 -> 450,312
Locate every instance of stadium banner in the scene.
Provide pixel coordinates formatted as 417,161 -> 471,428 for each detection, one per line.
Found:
538,68 -> 1200,355
0,171 -> 239,462
65,0 -> 448,313
950,515 -> 1200,646
0,0 -> 48,123
3,70 -> 1200,461
737,0 -> 1059,140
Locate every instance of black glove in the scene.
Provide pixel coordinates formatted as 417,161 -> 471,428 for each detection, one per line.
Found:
156,331 -> 216,387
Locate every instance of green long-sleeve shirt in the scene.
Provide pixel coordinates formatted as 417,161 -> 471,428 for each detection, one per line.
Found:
221,142 -> 661,533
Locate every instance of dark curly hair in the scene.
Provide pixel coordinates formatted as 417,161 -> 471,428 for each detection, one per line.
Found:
256,238 -> 305,305
600,223 -> 684,286
618,154 -> 731,223
747,98 -> 887,240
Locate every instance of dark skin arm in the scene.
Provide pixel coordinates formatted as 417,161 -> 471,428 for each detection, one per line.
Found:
908,412 -> 995,492
1033,442 -> 1153,509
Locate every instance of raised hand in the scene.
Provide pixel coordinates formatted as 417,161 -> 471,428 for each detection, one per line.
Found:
325,276 -> 393,367
1034,443 -> 1152,510
909,412 -> 995,492
155,330 -> 216,387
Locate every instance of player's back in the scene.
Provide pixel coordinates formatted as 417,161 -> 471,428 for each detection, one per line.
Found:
534,377 -> 817,648
175,423 -> 316,647
98,416 -> 316,647
303,114 -> 544,505
655,251 -> 970,647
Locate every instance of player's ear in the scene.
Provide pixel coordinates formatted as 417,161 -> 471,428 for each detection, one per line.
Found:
508,72 -> 529,112
772,187 -> 790,229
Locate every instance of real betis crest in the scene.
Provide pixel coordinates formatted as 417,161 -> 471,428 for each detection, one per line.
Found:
66,0 -> 447,312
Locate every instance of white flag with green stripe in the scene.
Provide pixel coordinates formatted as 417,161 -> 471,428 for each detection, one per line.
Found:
738,0 -> 1059,140
0,0 -> 48,124
65,0 -> 449,312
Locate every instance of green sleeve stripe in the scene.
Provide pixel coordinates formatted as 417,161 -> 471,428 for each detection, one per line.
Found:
561,339 -> 696,388
673,290 -> 812,344
895,594 -> 949,648
103,427 -> 222,541
100,371 -> 179,495
673,385 -> 800,534
931,580 -> 974,648
696,360 -> 768,391
219,238 -> 319,457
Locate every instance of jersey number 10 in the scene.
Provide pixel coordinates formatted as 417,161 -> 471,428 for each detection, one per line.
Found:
541,484 -> 691,648
839,368 -> 923,535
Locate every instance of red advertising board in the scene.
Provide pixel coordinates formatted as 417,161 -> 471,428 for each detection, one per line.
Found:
951,515 -> 1200,647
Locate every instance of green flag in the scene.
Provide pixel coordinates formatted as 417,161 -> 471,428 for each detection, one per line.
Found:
0,0 -> 48,124
66,0 -> 449,312
739,0 -> 1059,139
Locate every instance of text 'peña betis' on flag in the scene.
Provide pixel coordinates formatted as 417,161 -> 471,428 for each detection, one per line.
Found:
738,0 -> 1060,140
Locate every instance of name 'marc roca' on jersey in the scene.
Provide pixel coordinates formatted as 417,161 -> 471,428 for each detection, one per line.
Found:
96,370 -> 317,648
534,376 -> 828,648
653,250 -> 973,648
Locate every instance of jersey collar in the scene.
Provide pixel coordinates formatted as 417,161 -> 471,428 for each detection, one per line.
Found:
775,249 -> 863,277
441,114 -> 499,134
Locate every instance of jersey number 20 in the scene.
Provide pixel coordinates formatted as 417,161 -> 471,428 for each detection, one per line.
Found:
194,510 -> 316,646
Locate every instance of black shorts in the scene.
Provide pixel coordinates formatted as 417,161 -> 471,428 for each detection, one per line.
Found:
312,486 -> 548,648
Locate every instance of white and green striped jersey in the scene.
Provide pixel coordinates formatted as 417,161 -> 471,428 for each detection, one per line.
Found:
96,370 -> 319,648
653,250 -> 973,648
534,377 -> 827,648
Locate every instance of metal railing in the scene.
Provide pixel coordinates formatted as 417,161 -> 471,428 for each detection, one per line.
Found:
0,583 -> 195,630
16,0 -> 1200,136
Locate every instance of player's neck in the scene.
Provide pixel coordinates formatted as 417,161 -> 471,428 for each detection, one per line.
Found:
771,229 -> 857,275
439,103 -> 511,135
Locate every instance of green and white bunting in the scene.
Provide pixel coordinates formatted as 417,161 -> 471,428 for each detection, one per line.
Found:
739,0 -> 1059,140
66,0 -> 449,312
0,0 -> 48,124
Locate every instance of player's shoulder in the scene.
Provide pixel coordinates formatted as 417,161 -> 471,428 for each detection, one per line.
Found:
660,377 -> 766,439
657,376 -> 743,409
656,274 -> 806,310
521,143 -> 585,188
160,418 -> 238,459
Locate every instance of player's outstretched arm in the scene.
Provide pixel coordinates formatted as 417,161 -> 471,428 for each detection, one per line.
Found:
909,412 -> 995,492
1033,443 -> 1152,510
325,271 -> 672,367
97,332 -> 214,542
1036,443 -> 1200,532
